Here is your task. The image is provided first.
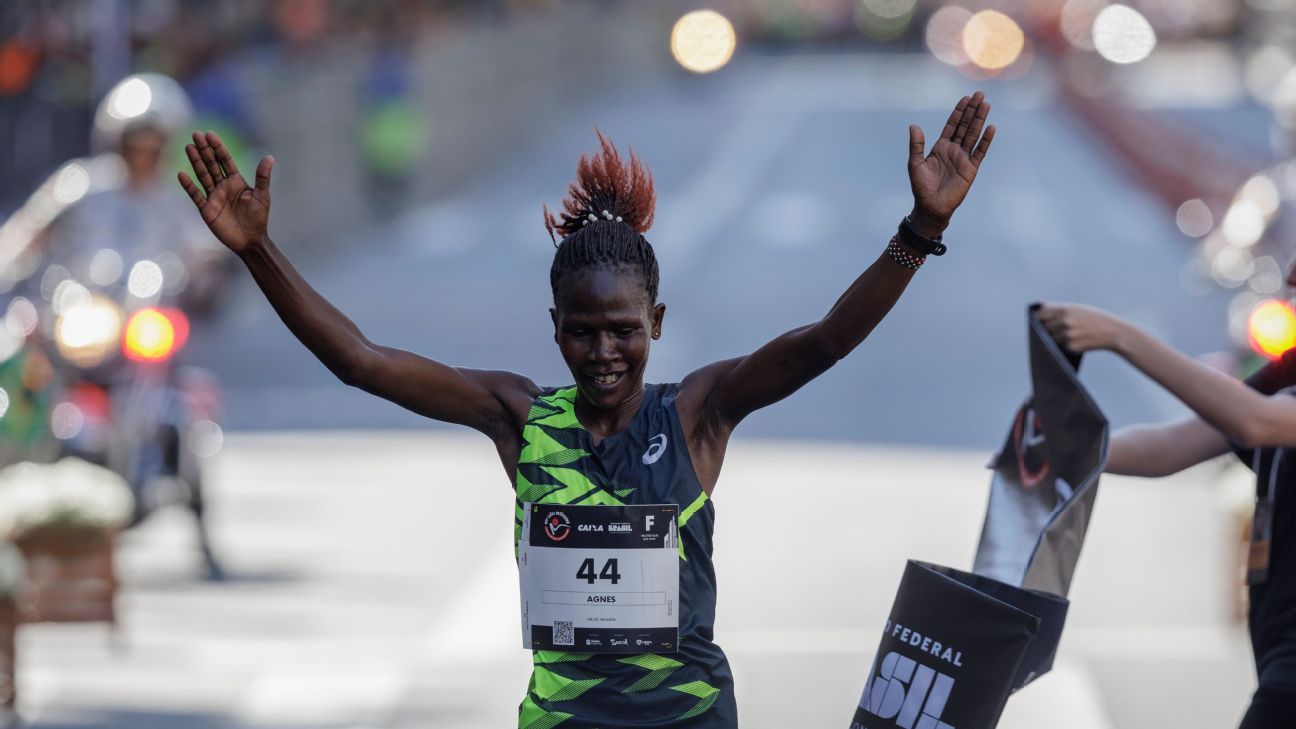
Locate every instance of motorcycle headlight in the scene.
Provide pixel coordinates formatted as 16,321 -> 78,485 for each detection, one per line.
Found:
55,295 -> 123,367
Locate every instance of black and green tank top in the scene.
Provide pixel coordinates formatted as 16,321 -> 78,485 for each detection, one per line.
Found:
514,384 -> 737,728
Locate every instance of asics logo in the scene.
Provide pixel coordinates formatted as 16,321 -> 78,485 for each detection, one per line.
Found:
860,652 -> 955,729
642,434 -> 667,465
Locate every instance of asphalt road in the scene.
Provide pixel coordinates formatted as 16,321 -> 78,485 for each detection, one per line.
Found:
189,51 -> 1248,447
15,433 -> 1257,729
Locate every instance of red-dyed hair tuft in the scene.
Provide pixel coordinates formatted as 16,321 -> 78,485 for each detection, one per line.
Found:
544,130 -> 656,243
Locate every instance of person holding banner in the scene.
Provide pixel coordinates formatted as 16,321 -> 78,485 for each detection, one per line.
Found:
1040,275 -> 1296,729
177,92 -> 996,728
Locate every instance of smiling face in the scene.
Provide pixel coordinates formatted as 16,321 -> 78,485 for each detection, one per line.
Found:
551,265 -> 665,413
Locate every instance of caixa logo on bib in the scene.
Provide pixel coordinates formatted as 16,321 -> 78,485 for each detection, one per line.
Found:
856,652 -> 955,729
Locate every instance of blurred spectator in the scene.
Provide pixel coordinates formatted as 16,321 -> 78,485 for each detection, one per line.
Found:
0,0 -> 528,217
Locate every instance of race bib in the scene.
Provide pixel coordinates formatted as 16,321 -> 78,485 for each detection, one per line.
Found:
519,503 -> 679,654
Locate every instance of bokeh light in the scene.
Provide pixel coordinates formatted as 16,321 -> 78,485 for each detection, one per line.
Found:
1248,299 -> 1296,359
1221,199 -> 1266,247
926,6 -> 973,67
1238,174 -> 1281,218
191,420 -> 225,458
51,163 -> 90,205
6,297 -> 38,337
1212,246 -> 1255,288
855,0 -> 916,41
1249,256 -> 1285,296
128,260 -> 165,299
51,402 -> 84,440
89,248 -> 125,286
1175,199 -> 1213,238
0,388 -> 8,419
52,280 -> 91,316
963,11 -> 1024,72
1092,5 -> 1156,65
124,308 -> 178,362
671,10 -> 737,74
55,297 -> 123,368
106,77 -> 153,121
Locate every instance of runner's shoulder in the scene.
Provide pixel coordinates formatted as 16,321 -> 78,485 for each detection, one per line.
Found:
458,368 -> 542,427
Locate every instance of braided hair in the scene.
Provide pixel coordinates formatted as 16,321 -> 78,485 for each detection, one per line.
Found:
544,131 -> 659,305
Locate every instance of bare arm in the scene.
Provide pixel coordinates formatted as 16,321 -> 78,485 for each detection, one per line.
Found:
684,93 -> 997,428
1106,416 -> 1231,477
1040,304 -> 1296,449
177,131 -> 536,442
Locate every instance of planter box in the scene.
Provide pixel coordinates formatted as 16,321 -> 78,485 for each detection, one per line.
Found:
13,526 -> 116,625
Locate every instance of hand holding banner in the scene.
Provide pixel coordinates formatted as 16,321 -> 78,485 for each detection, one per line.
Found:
851,307 -> 1108,729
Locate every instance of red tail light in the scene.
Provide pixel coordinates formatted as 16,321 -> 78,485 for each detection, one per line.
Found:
123,308 -> 190,362
1248,299 -> 1296,361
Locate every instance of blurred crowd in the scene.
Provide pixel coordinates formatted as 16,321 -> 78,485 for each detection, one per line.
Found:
0,0 -> 573,215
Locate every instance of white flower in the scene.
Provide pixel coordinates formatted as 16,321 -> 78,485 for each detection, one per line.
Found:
0,458 -> 133,538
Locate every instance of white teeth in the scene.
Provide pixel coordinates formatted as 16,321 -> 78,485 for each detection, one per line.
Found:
593,373 -> 621,385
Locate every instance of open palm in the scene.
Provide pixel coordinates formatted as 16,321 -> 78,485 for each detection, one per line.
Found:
908,92 -> 995,227
178,131 -> 274,254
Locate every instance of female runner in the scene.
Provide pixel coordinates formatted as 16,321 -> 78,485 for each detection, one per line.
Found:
1040,270 -> 1296,729
177,92 -> 995,728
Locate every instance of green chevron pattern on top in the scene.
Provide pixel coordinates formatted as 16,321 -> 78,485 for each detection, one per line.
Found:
531,666 -> 606,703
618,653 -> 684,693
515,386 -> 726,726
518,694 -> 574,729
515,387 -> 632,549
674,491 -> 709,561
670,681 -> 722,720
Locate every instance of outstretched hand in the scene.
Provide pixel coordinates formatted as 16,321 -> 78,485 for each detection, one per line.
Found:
1037,303 -> 1128,354
178,131 -> 274,255
907,92 -> 995,235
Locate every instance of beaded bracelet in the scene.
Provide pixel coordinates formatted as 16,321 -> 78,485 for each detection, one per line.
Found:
886,236 -> 926,270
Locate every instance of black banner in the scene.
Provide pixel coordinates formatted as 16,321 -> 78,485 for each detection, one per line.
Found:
851,562 -> 1068,729
852,308 -> 1106,729
973,305 -> 1108,596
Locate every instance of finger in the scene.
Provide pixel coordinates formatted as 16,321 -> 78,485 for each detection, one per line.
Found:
971,125 -> 996,166
185,142 -> 216,194
254,156 -> 274,196
908,125 -> 926,167
951,91 -> 984,145
177,171 -> 206,209
194,131 -> 226,184
962,101 -> 990,153
939,96 -> 970,141
205,131 -> 240,178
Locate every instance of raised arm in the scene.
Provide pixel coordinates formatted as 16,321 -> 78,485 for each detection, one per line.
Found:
177,132 -> 537,445
1039,303 -> 1296,450
680,93 -> 996,430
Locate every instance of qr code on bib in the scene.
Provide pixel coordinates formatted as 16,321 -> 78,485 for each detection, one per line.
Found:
552,621 -> 574,646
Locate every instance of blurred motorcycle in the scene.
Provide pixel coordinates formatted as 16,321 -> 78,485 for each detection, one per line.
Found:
0,74 -> 229,579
